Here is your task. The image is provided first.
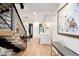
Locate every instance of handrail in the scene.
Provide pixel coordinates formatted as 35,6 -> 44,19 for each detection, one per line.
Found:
12,3 -> 27,34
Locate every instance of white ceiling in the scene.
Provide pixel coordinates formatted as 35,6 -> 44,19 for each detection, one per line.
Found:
15,3 -> 60,23
24,3 -> 60,14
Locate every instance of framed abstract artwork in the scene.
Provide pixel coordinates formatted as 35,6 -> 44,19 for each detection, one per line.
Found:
57,3 -> 79,36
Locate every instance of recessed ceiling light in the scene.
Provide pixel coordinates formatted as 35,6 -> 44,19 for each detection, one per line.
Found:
33,11 -> 37,15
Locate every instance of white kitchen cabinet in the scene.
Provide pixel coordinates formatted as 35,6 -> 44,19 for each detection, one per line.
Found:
40,33 -> 51,44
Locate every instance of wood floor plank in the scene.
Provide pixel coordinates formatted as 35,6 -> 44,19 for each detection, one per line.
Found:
17,37 -> 56,56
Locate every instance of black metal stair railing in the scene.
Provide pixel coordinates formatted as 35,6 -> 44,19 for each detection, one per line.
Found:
0,3 -> 27,35
0,15 -> 12,30
0,4 -> 14,30
13,3 -> 27,33
0,3 -> 27,53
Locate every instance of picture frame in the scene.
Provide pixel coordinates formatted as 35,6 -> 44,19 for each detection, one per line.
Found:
57,3 -> 79,37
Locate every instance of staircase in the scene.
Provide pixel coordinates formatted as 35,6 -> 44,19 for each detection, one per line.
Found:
0,3 -> 27,55
0,3 -> 26,33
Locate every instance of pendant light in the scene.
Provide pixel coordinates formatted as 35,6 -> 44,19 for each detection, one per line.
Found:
42,15 -> 48,29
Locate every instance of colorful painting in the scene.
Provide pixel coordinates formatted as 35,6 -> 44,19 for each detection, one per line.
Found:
58,3 -> 79,36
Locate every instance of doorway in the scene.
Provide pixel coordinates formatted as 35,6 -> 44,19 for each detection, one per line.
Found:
29,24 -> 33,38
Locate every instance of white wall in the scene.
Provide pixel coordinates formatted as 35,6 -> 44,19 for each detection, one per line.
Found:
52,4 -> 79,54
33,22 -> 39,38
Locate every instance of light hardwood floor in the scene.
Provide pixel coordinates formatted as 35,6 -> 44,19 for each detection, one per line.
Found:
17,37 -> 56,56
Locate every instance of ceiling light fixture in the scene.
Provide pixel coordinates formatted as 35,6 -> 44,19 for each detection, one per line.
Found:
33,11 -> 37,15
20,3 -> 24,9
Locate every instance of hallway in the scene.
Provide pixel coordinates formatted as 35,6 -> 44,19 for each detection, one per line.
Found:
17,37 -> 52,56
0,3 -> 79,56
